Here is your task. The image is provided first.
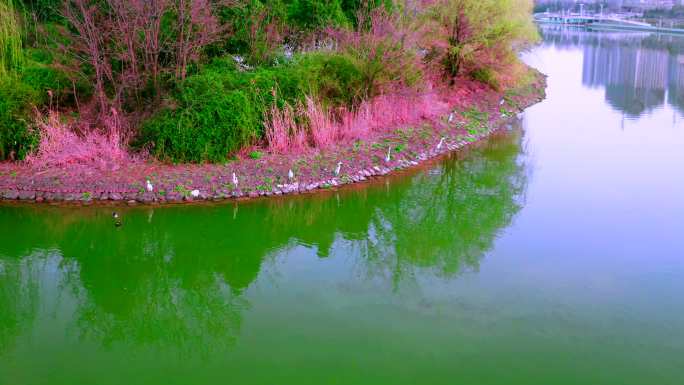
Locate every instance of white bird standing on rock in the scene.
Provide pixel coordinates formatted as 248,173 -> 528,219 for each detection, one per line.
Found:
288,169 -> 294,180
437,137 -> 445,150
448,112 -> 455,123
146,179 -> 154,192
385,147 -> 391,163
232,172 -> 238,188
334,162 -> 342,176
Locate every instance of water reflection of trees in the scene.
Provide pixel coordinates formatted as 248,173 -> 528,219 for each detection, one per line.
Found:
258,129 -> 527,285
0,256 -> 40,354
539,25 -> 684,116
0,126 -> 527,354
0,210 -> 261,357
359,131 -> 526,286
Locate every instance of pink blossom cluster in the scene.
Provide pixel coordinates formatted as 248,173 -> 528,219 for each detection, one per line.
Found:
266,86 -> 453,153
26,111 -> 134,171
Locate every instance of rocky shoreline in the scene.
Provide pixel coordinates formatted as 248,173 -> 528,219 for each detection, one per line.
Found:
0,70 -> 546,206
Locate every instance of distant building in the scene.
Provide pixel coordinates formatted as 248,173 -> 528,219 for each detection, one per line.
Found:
622,1 -> 676,10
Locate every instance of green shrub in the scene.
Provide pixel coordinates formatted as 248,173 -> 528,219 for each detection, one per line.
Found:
215,0 -> 288,65
213,0 -> 397,65
0,77 -> 39,160
21,60 -> 73,103
138,52 -> 368,163
470,67 -> 500,90
0,47 -> 82,161
138,71 -> 262,163
249,150 -> 263,160
294,52 -> 364,106
21,0 -> 65,22
1,0 -> 23,78
24,47 -> 53,64
286,0 -> 349,30
29,21 -> 72,50
340,0 -> 395,25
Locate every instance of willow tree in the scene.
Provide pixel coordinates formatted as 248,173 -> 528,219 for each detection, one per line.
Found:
0,0 -> 23,78
423,0 -> 538,85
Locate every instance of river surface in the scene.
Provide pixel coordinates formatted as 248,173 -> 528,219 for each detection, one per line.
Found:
1,27 -> 683,385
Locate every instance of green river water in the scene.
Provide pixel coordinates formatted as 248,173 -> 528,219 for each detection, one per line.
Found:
1,27 -> 683,384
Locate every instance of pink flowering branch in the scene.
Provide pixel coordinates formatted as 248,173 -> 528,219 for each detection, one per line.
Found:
26,109 -> 136,171
263,84 -> 456,154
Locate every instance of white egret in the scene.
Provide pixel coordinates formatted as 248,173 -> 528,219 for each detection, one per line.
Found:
385,147 -> 391,163
232,172 -> 238,188
146,179 -> 153,192
437,137 -> 445,150
288,169 -> 294,180
334,162 -> 342,176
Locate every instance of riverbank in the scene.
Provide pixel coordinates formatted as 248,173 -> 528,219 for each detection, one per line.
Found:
0,69 -> 546,205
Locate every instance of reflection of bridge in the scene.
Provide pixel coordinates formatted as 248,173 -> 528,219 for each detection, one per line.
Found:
534,13 -> 684,34
535,13 -> 655,29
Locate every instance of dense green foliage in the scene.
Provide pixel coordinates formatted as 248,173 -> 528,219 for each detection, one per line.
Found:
297,53 -> 365,106
22,49 -> 79,104
0,1 -> 83,161
0,45 -> 76,160
1,0 -> 23,77
0,77 -> 38,160
20,0 -> 63,22
215,0 -> 393,64
139,89 -> 259,163
0,1 -> 71,160
138,53 -> 367,162
138,65 -> 271,163
0,0 -> 536,163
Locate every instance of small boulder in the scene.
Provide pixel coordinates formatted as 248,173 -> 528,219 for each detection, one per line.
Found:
4,190 -> 19,200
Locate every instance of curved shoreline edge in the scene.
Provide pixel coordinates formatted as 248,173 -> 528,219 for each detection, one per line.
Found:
0,69 -> 547,206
